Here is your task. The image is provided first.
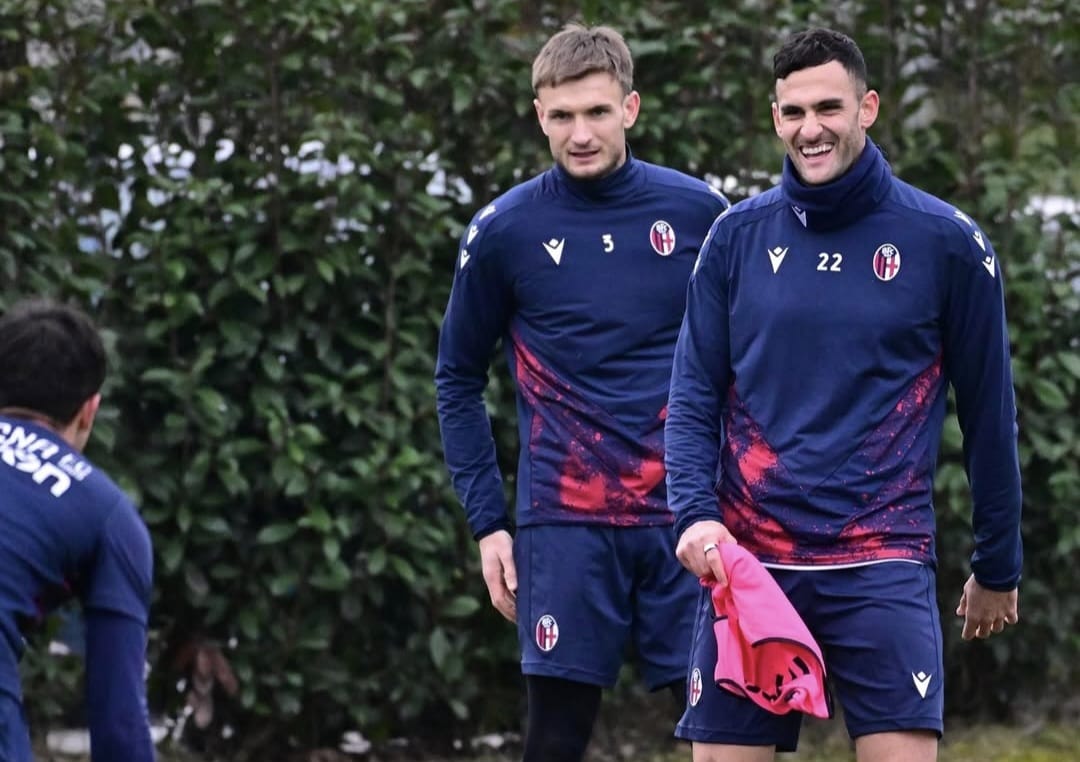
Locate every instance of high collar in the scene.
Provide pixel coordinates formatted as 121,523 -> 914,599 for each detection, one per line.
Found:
781,137 -> 892,232
552,146 -> 644,203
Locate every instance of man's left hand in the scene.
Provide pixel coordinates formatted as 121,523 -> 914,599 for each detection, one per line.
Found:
955,573 -> 1019,640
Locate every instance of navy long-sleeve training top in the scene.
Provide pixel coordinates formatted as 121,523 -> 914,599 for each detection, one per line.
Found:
666,139 -> 1022,590
436,153 -> 729,538
0,416 -> 155,760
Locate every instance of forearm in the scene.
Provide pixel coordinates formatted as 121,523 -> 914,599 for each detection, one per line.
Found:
944,233 -> 1023,589
665,402 -> 724,539
85,611 -> 155,762
666,338 -> 727,539
435,377 -> 509,537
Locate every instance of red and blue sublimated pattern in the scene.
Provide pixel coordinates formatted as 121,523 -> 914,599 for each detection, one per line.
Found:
512,334 -> 666,524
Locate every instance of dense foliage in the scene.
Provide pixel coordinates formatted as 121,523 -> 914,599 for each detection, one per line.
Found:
0,0 -> 1076,756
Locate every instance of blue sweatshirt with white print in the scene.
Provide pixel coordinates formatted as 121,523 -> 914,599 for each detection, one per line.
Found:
0,416 -> 155,761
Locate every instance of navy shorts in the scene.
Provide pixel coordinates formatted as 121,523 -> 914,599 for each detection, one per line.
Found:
677,561 -> 944,750
0,693 -> 31,762
514,523 -> 699,689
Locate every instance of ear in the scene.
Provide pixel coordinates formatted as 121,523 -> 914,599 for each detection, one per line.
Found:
859,89 -> 880,130
534,97 -> 548,135
74,393 -> 101,436
771,101 -> 782,136
622,90 -> 641,129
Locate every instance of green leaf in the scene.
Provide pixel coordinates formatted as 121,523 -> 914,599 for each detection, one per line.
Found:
442,595 -> 481,618
256,523 -> 299,544
367,547 -> 387,575
429,627 -> 451,670
1057,351 -> 1080,380
1033,378 -> 1069,411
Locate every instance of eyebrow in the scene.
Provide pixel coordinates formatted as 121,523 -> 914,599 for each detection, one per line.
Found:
779,97 -> 846,115
548,104 -> 614,117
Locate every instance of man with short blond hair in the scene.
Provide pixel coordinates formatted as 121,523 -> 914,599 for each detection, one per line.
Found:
436,23 -> 729,761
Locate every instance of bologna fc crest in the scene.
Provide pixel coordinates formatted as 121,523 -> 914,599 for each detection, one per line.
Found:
535,614 -> 559,652
650,220 -> 676,256
872,243 -> 901,281
689,667 -> 703,707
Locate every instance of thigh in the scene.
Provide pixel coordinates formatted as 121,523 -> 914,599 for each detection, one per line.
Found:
676,585 -> 802,752
855,730 -> 938,762
514,525 -> 631,687
803,563 -> 944,740
628,525 -> 702,689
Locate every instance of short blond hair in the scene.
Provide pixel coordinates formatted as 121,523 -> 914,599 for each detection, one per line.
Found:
531,24 -> 634,95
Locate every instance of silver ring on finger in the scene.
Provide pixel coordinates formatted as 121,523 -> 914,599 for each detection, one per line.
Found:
703,542 -> 719,554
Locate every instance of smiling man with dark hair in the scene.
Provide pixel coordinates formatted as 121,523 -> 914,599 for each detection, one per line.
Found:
666,27 -> 1023,762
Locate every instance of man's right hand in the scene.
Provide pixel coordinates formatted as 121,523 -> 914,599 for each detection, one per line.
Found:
676,519 -> 737,585
478,530 -> 517,622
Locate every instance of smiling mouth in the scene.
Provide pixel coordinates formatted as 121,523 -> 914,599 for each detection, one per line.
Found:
800,143 -> 834,158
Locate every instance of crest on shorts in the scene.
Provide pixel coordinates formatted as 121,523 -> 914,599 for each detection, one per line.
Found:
650,220 -> 676,256
689,667 -> 704,707
535,614 -> 559,652
872,243 -> 901,282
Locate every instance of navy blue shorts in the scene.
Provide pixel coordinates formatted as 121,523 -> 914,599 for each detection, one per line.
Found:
514,523 -> 699,689
0,693 -> 31,762
677,561 -> 944,750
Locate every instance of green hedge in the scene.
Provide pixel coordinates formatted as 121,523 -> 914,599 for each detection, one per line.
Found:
1,0 -> 1076,755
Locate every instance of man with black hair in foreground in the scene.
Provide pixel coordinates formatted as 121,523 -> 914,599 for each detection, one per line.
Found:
0,299 -> 154,761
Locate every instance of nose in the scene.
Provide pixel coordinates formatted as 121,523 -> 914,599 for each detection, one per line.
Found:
570,117 -> 592,145
800,112 -> 824,140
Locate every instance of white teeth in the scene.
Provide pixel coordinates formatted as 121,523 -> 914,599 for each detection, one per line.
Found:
802,144 -> 831,156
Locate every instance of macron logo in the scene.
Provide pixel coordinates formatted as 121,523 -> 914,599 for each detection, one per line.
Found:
466,225 -> 479,245
981,255 -> 996,278
768,246 -> 789,274
912,671 -> 932,698
792,206 -> 808,227
459,249 -> 470,269
543,238 -> 565,265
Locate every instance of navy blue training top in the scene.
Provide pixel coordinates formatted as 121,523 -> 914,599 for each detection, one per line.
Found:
0,416 -> 155,760
666,139 -> 1023,590
436,152 -> 730,538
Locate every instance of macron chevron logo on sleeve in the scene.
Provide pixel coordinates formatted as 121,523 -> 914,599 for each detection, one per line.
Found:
953,209 -> 974,227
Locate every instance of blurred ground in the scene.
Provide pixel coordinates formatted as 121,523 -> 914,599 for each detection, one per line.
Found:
30,686 -> 1080,762
32,721 -> 1080,762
